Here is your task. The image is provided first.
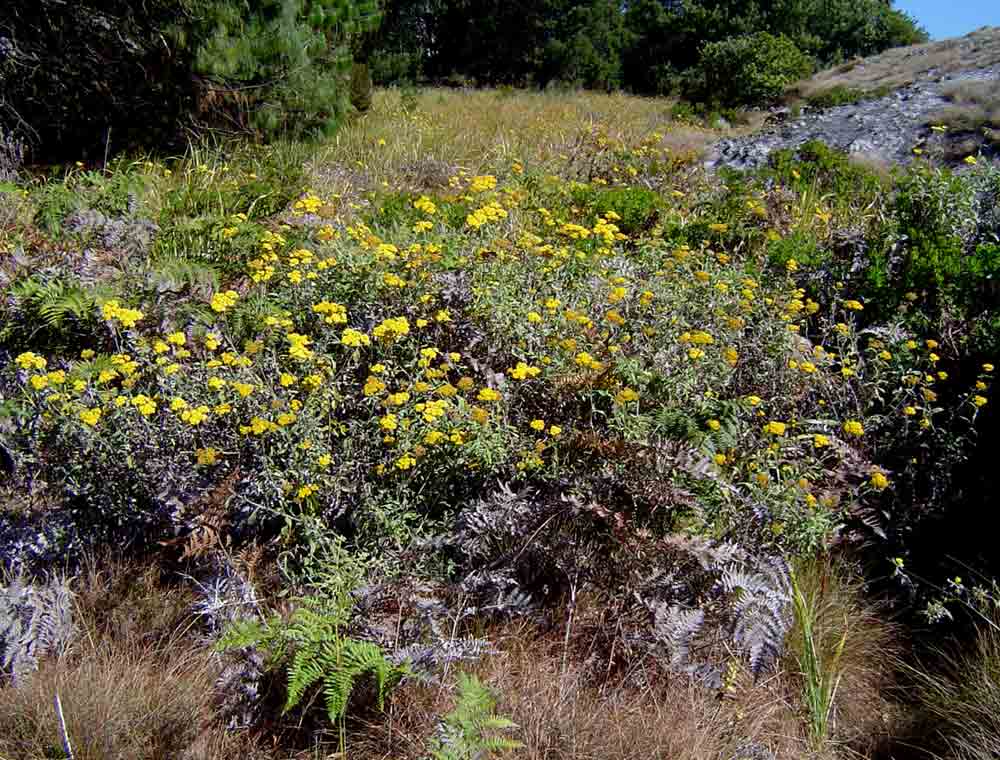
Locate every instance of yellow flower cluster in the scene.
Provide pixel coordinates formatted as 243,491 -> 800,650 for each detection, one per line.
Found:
466,201 -> 508,230
313,301 -> 348,324
101,300 -> 144,328
210,290 -> 239,313
373,317 -> 410,342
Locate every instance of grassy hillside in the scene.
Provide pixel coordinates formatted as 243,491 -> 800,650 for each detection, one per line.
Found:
791,25 -> 1000,104
1,87 -> 999,759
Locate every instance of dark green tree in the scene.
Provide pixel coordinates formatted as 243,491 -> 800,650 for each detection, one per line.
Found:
0,0 -> 382,160
539,0 -> 626,90
182,0 -> 382,137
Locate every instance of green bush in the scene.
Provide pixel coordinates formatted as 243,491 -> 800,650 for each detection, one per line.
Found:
0,0 -> 381,160
767,139 -> 886,199
804,84 -> 891,110
570,185 -> 661,235
695,32 -> 813,106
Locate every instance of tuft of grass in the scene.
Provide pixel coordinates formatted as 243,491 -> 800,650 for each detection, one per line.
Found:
929,79 -> 1000,138
359,620 -> 818,760
0,630 -> 217,759
792,568 -> 847,748
0,557 -> 267,760
786,558 -> 900,755
910,609 -> 1000,760
803,84 -> 893,110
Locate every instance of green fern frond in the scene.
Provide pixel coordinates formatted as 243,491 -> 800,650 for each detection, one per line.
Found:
7,276 -> 116,337
429,673 -> 522,760
146,255 -> 220,298
218,596 -> 406,726
286,641 -> 327,713
215,618 -> 268,652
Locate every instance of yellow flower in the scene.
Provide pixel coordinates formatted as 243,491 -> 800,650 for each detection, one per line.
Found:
210,290 -> 239,313
813,434 -> 830,448
181,406 -> 210,425
843,420 -> 864,437
279,373 -> 297,387
341,328 -> 370,347
707,419 -> 721,431
380,413 -> 398,431
373,316 -> 410,342
746,395 -> 762,406
131,394 -> 157,416
196,447 -> 218,466
762,421 -> 786,436
904,406 -> 917,416
29,375 -> 49,390
984,363 -> 995,373
615,387 -> 639,404
395,455 -> 416,471
317,454 -> 332,467
296,483 -> 319,500
16,352 -> 47,371
530,419 -> 545,431
870,469 -> 890,490
166,331 -> 186,346
170,397 -> 188,412
843,299 -> 864,311
286,332 -> 314,360
364,376 -> 386,397
232,382 -> 255,398
78,407 -> 102,427
714,453 -> 727,465
477,388 -> 500,402
508,361 -> 541,380
548,425 -> 562,437
974,395 -> 988,407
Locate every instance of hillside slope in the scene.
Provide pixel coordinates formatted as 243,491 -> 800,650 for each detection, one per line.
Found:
709,26 -> 1000,170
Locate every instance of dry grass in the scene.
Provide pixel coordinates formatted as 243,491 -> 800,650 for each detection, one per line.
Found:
930,79 -> 1000,135
1,554 -> 905,759
352,619 -> 839,760
792,26 -> 1000,101
785,557 -> 902,757
0,557 -> 269,760
307,87 -> 734,194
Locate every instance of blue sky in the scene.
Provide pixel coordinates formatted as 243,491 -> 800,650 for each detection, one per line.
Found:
895,0 -> 1000,40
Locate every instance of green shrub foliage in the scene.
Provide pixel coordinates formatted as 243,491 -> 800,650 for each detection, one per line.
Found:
367,0 -> 926,99
695,32 -> 814,106
0,0 -> 381,159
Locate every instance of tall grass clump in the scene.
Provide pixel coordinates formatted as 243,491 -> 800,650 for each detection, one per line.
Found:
910,604 -> 1000,760
787,559 -> 899,754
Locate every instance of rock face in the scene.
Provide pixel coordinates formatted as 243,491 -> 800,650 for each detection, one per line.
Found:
707,65 -> 1000,171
